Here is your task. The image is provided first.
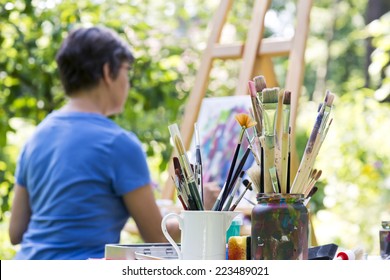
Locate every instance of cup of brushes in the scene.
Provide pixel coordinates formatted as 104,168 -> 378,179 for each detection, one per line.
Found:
165,123 -> 243,260
165,75 -> 334,260
248,75 -> 334,260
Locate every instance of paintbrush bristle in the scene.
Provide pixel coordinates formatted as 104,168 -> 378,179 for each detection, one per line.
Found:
326,92 -> 335,106
262,87 -> 279,103
247,165 -> 261,193
307,186 -> 318,198
253,75 -> 267,92
174,135 -> 185,155
235,113 -> 257,129
315,169 -> 322,180
243,179 -> 253,191
283,90 -> 291,105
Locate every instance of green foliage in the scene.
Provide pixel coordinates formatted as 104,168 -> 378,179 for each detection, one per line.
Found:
0,0 -> 210,219
366,12 -> 390,102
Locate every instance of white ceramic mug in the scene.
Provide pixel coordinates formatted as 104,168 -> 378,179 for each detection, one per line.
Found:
161,210 -> 238,260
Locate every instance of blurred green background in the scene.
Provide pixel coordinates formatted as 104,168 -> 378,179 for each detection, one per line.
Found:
0,0 -> 389,259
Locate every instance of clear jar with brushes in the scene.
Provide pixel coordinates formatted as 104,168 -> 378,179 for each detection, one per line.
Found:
251,193 -> 308,260
380,221 -> 390,260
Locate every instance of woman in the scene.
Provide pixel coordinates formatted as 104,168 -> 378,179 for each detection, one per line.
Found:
9,26 -> 177,259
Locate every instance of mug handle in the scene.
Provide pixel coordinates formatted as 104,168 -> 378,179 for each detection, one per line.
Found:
161,212 -> 183,259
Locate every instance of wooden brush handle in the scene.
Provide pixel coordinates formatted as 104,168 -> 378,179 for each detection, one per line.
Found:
281,133 -> 289,194
263,144 -> 274,193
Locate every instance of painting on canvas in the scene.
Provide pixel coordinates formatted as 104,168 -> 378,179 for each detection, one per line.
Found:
189,95 -> 255,188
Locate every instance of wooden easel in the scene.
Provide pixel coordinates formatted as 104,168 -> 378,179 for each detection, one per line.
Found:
163,0 -> 313,200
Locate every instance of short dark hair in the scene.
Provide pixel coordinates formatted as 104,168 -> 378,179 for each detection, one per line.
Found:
55,26 -> 134,95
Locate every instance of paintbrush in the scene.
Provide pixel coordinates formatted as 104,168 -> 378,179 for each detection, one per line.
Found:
229,180 -> 253,211
304,186 -> 318,206
260,87 -> 279,193
171,175 -> 188,210
293,91 -> 334,193
194,122 -> 203,204
173,157 -> 195,210
248,81 -> 263,137
253,75 -> 267,93
274,89 -> 284,186
169,123 -> 204,210
286,126 -> 291,193
269,167 -> 280,193
211,182 -> 227,211
211,148 -> 243,210
219,146 -> 252,210
222,171 -> 245,211
281,90 -> 291,194
213,114 -> 256,210
246,132 -> 261,166
301,95 -> 334,191
290,91 -> 331,194
253,75 -> 267,193
247,82 -> 262,166
304,169 -> 322,197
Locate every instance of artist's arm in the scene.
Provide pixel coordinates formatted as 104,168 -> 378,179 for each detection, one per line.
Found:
123,184 -> 180,242
9,184 -> 31,245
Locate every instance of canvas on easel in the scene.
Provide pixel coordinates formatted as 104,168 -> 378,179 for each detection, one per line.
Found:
188,96 -> 253,187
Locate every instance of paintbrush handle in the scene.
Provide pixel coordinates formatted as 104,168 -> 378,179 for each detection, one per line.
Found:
291,106 -> 326,193
263,136 -> 275,193
220,147 -> 251,209
281,132 -> 289,194
196,164 -> 203,203
211,182 -> 226,211
229,183 -> 252,211
269,167 -> 280,193
187,179 -> 204,210
222,195 -> 235,211
260,146 -> 265,193
274,138 -> 282,188
286,128 -> 291,193
218,143 -> 241,210
222,176 -> 243,211
178,195 -> 188,210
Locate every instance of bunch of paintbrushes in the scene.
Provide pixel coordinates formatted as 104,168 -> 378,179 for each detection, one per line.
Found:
168,74 -> 333,210
169,123 -> 204,210
248,75 -> 334,199
169,115 -> 256,211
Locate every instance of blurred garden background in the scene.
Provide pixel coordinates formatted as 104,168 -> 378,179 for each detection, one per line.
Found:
0,0 -> 389,259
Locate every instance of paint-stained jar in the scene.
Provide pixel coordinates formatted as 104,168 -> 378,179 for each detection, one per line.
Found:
380,221 -> 390,260
251,193 -> 308,260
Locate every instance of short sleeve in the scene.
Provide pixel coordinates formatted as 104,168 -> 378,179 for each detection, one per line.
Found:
110,132 -> 151,195
14,144 -> 28,187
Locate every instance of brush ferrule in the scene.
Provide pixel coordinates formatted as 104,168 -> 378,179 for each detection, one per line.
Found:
265,135 -> 274,149
262,102 -> 277,137
320,106 -> 332,133
238,128 -> 246,143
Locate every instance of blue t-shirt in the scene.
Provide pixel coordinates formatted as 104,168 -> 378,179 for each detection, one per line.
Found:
14,111 -> 151,259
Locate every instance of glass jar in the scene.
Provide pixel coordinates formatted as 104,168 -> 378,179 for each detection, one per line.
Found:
380,221 -> 390,260
251,193 -> 308,260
